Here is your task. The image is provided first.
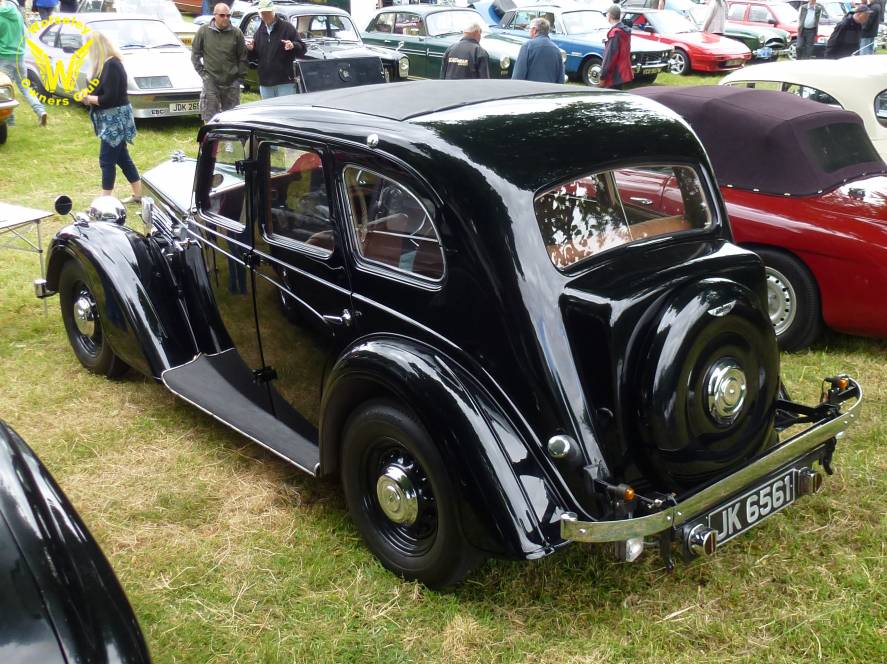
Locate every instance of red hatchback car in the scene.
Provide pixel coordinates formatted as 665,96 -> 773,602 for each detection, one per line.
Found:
622,9 -> 752,75
631,86 -> 887,350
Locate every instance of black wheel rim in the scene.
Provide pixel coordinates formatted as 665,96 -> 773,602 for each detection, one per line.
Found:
69,280 -> 101,358
361,437 -> 437,557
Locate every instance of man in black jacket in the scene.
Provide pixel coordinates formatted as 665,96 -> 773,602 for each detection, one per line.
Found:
859,0 -> 882,54
440,21 -> 490,79
245,0 -> 305,98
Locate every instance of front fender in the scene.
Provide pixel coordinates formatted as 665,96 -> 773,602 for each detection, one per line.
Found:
319,336 -> 568,560
46,222 -> 196,379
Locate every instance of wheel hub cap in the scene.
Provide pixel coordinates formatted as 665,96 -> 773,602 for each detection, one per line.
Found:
376,465 -> 419,525
73,294 -> 96,337
765,268 -> 796,336
705,359 -> 747,425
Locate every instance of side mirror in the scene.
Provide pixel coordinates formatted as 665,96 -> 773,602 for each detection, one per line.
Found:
54,195 -> 73,216
768,18 -> 777,25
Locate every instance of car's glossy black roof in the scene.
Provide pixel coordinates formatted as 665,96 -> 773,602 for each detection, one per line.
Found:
245,79 -> 585,121
635,85 -> 887,195
216,80 -> 710,193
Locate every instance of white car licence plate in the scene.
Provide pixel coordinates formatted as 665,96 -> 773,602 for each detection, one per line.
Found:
170,101 -> 199,113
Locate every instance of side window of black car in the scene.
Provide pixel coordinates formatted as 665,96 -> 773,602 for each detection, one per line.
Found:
343,166 -> 444,281
197,135 -> 250,230
261,144 -> 335,256
536,165 -> 713,269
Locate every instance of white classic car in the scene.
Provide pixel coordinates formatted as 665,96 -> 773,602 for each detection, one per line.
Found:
0,71 -> 18,144
23,14 -> 202,119
721,56 -> 887,160
77,0 -> 199,47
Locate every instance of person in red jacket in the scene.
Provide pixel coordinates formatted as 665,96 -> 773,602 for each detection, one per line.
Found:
600,5 -> 633,89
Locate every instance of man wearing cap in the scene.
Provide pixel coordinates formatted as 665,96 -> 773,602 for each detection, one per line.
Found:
859,0 -> 881,54
825,4 -> 871,58
246,0 -> 305,98
191,3 -> 247,122
797,0 -> 822,59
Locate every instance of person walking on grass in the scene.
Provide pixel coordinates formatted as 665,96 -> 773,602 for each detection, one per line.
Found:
33,0 -> 58,20
859,0 -> 882,54
440,21 -> 490,79
245,0 -> 304,99
191,3 -> 247,123
797,0 -> 823,59
81,31 -> 142,204
0,0 -> 47,126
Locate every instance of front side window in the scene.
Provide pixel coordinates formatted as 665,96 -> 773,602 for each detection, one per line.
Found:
536,165 -> 714,269
748,5 -> 771,21
343,166 -> 444,281
198,135 -> 249,229
728,4 -> 747,20
783,83 -> 841,107
369,12 -> 396,34
262,144 -> 334,255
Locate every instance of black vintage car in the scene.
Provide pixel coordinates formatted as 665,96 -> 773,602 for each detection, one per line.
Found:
0,420 -> 151,662
37,81 -> 862,587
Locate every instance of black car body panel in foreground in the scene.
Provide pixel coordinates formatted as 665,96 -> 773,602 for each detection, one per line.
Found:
0,420 -> 150,662
39,81 -> 862,586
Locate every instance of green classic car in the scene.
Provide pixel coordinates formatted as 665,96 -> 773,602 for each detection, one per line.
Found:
686,4 -> 789,60
361,6 -> 530,79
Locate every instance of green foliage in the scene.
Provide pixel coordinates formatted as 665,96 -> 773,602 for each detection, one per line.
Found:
0,86 -> 884,664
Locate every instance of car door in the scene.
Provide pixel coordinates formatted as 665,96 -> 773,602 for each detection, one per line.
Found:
333,148 -> 449,348
393,12 -> 430,78
249,135 -> 356,436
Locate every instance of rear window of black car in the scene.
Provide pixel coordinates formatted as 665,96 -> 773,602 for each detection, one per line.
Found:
806,123 -> 880,173
535,165 -> 714,270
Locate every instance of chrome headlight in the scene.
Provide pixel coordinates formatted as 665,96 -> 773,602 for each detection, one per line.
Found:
874,90 -> 887,126
135,76 -> 172,90
500,55 -> 511,70
398,56 -> 409,75
0,84 -> 13,102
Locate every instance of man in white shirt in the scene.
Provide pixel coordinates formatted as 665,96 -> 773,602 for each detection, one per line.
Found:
797,0 -> 822,59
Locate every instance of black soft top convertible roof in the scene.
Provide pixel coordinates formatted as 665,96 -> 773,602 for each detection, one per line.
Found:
634,85 -> 886,196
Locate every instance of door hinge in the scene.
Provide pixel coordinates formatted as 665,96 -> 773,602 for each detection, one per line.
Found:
252,366 -> 278,384
244,252 -> 261,269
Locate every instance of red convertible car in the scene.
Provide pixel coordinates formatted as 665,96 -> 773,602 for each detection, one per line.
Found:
622,9 -> 751,75
631,86 -> 887,350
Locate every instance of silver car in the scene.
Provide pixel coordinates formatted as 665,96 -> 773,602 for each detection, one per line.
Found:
23,13 -> 201,118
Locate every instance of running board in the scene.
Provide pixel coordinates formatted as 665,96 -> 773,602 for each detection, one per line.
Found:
162,350 -> 320,475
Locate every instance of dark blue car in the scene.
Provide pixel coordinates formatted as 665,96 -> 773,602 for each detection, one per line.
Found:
475,2 -> 672,85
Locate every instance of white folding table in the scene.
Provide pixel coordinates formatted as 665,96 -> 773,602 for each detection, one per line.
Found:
0,202 -> 53,313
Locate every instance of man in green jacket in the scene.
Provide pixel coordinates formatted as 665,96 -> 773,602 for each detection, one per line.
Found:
191,3 -> 247,123
0,0 -> 47,126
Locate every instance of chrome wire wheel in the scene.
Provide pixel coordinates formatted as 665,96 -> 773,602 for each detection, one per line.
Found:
765,265 -> 797,338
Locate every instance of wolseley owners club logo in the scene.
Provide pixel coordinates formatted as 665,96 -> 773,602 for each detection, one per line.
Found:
18,16 -> 105,106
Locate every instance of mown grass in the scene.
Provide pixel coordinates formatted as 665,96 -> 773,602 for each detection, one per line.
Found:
0,78 -> 884,664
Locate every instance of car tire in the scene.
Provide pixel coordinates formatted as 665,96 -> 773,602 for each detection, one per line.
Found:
59,260 -> 129,378
0,122 -> 6,145
756,247 -> 822,351
668,48 -> 690,75
787,39 -> 797,60
580,56 -> 602,86
340,399 -> 483,588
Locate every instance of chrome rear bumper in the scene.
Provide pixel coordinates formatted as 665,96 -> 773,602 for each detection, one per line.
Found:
561,378 -> 862,543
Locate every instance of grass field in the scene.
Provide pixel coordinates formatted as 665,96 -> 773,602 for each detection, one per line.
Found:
0,76 -> 884,664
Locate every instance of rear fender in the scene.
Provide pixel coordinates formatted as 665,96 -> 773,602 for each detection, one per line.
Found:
320,337 -> 567,560
46,223 -> 196,378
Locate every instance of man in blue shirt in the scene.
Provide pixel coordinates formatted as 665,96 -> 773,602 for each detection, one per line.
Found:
511,17 -> 564,84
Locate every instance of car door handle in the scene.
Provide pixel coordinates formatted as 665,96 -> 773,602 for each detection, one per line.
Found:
322,308 -> 353,327
630,197 -> 653,205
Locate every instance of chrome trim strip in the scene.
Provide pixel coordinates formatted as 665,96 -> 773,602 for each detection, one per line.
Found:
561,379 -> 862,543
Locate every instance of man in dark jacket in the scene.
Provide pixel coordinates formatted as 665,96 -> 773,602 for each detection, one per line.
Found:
191,3 -> 247,122
825,5 -> 869,58
511,17 -> 564,83
600,5 -> 633,89
859,0 -> 882,54
440,21 -> 490,79
246,0 -> 305,98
